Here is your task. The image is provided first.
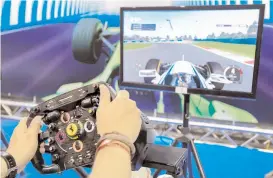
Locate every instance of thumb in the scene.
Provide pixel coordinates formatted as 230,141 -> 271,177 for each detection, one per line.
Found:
99,84 -> 111,106
28,116 -> 42,135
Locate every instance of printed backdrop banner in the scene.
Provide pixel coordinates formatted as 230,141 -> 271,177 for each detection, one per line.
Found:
1,0 -> 273,125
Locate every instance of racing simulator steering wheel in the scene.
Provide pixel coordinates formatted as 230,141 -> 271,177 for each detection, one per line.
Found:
26,83 -> 188,176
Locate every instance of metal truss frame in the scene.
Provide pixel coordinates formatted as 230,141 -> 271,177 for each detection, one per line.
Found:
1,98 -> 273,151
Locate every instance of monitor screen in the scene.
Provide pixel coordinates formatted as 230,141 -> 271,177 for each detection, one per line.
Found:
120,5 -> 264,98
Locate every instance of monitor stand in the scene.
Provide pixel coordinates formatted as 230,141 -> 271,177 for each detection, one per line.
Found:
153,93 -> 206,178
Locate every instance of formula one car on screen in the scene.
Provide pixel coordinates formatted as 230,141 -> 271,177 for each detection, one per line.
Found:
140,59 -> 235,90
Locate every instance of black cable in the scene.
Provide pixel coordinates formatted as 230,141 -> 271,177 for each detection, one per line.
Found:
159,122 -> 173,146
74,167 -> 89,178
1,131 -> 9,149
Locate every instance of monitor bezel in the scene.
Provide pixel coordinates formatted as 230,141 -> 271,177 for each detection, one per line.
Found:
120,5 -> 265,98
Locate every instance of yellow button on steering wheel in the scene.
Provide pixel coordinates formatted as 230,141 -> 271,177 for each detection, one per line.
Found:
66,123 -> 78,137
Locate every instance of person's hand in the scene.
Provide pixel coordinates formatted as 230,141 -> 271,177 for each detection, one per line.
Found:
6,117 -> 42,172
131,167 -> 152,178
96,85 -> 142,143
265,170 -> 273,178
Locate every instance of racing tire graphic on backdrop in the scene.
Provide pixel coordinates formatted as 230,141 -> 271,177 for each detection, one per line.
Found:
72,18 -> 103,64
206,62 -> 225,90
144,59 -> 161,84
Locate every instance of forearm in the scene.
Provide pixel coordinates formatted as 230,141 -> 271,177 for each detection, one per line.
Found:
1,157 -> 8,178
89,144 -> 131,178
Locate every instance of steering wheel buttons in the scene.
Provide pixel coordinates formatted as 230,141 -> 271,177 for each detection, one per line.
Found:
68,158 -> 74,165
78,157 -> 83,163
49,146 -> 56,153
52,154 -> 59,162
66,123 -> 79,137
46,111 -> 61,123
84,120 -> 95,132
55,131 -> 66,143
48,137 -> 55,144
81,97 -> 93,108
87,122 -> 92,130
61,112 -> 70,123
48,123 -> 58,131
73,140 -> 83,152
86,153 -> 91,159
75,106 -> 83,118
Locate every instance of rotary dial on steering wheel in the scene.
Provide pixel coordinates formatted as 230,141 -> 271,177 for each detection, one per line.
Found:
65,120 -> 84,140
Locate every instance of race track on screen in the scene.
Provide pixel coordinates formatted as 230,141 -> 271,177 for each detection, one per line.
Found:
123,42 -> 253,92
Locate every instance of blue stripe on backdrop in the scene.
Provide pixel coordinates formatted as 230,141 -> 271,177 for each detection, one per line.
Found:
42,1 -> 47,21
253,0 -> 262,4
18,1 -> 26,26
240,0 -> 248,5
1,1 -> 11,29
230,0 -> 236,5
31,1 -> 38,23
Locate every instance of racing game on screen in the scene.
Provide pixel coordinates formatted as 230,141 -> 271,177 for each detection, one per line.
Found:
122,9 -> 260,93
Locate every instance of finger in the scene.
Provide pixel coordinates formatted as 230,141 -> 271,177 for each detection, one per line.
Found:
14,118 -> 28,133
28,116 -> 42,135
40,142 -> 45,148
39,147 -> 45,154
126,100 -> 137,110
39,143 -> 45,153
116,90 -> 130,99
99,84 -> 111,106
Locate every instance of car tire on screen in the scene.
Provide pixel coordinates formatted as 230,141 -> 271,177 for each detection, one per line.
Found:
206,62 -> 225,90
72,18 -> 103,64
144,59 -> 161,84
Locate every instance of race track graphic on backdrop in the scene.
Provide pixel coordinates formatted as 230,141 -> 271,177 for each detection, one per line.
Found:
1,0 -> 273,124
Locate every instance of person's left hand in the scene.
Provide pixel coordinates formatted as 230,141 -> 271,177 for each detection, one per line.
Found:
6,117 -> 42,172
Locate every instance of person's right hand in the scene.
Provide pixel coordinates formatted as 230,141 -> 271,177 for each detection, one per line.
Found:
96,85 -> 142,143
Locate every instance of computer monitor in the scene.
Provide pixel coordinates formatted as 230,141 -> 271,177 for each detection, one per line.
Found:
120,5 -> 264,98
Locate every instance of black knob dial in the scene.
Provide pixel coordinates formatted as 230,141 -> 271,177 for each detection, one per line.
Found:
78,157 -> 83,163
81,97 -> 93,108
48,123 -> 58,131
84,121 -> 94,132
92,107 -> 98,116
44,111 -> 60,124
86,153 -> 91,159
61,112 -> 71,123
52,154 -> 59,162
68,158 -> 74,165
75,142 -> 81,150
91,98 -> 99,104
58,134 -> 63,140
48,137 -> 55,144
86,122 -> 92,130
49,146 -> 56,153
75,107 -> 83,118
